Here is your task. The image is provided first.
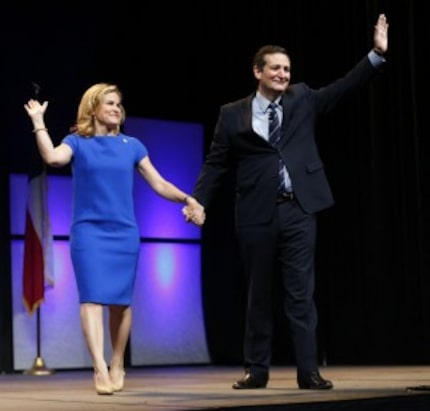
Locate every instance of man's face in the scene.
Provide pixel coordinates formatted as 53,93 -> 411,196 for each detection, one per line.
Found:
254,53 -> 291,98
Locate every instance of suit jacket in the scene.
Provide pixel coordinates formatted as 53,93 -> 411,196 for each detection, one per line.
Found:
193,54 -> 382,227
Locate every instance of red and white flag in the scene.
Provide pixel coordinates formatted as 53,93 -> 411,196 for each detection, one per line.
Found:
23,162 -> 55,315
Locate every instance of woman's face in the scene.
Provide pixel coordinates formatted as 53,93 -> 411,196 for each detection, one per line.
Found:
94,92 -> 123,128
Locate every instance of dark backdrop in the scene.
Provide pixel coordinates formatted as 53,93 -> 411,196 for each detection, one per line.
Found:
2,0 -> 427,372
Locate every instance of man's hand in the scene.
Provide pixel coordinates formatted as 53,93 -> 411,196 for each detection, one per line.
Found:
373,14 -> 389,54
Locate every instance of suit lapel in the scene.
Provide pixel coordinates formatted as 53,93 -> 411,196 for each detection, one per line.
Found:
241,94 -> 254,132
279,90 -> 298,144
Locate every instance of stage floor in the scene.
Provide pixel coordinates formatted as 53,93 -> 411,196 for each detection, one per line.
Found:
1,365 -> 430,410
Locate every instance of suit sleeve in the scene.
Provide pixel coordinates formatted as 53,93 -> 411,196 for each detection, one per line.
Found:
314,54 -> 384,114
192,107 -> 233,208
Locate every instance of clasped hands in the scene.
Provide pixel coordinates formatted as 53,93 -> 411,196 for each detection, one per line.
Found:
182,197 -> 206,226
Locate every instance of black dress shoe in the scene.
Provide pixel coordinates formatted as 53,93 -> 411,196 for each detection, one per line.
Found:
232,372 -> 268,389
297,372 -> 333,390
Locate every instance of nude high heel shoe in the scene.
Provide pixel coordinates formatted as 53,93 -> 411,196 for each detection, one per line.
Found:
109,366 -> 125,392
94,366 -> 113,395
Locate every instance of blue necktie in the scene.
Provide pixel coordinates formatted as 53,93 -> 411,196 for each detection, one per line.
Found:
268,103 -> 286,193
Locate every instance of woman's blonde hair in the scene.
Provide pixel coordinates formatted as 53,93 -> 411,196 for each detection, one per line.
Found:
71,83 -> 125,137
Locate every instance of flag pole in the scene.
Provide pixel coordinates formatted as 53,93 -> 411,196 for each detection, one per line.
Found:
23,306 -> 54,375
23,81 -> 54,376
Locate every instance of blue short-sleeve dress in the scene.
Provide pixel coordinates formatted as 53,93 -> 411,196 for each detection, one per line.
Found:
62,133 -> 147,305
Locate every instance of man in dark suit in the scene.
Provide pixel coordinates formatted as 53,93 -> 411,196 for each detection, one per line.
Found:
184,14 -> 388,390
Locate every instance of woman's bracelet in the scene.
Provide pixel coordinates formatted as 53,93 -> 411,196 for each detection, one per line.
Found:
183,195 -> 191,204
33,127 -> 48,133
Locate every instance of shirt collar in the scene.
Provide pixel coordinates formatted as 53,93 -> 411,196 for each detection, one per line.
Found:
255,91 -> 281,113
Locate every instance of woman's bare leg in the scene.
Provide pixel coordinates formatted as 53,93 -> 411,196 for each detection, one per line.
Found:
80,303 -> 112,395
108,305 -> 131,391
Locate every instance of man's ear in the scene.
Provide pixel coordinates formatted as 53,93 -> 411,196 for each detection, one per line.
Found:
253,65 -> 262,80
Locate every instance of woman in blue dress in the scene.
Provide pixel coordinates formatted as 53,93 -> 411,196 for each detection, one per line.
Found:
24,83 -> 205,395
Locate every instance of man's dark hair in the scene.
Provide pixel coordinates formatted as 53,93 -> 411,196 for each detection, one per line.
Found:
252,45 -> 289,71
